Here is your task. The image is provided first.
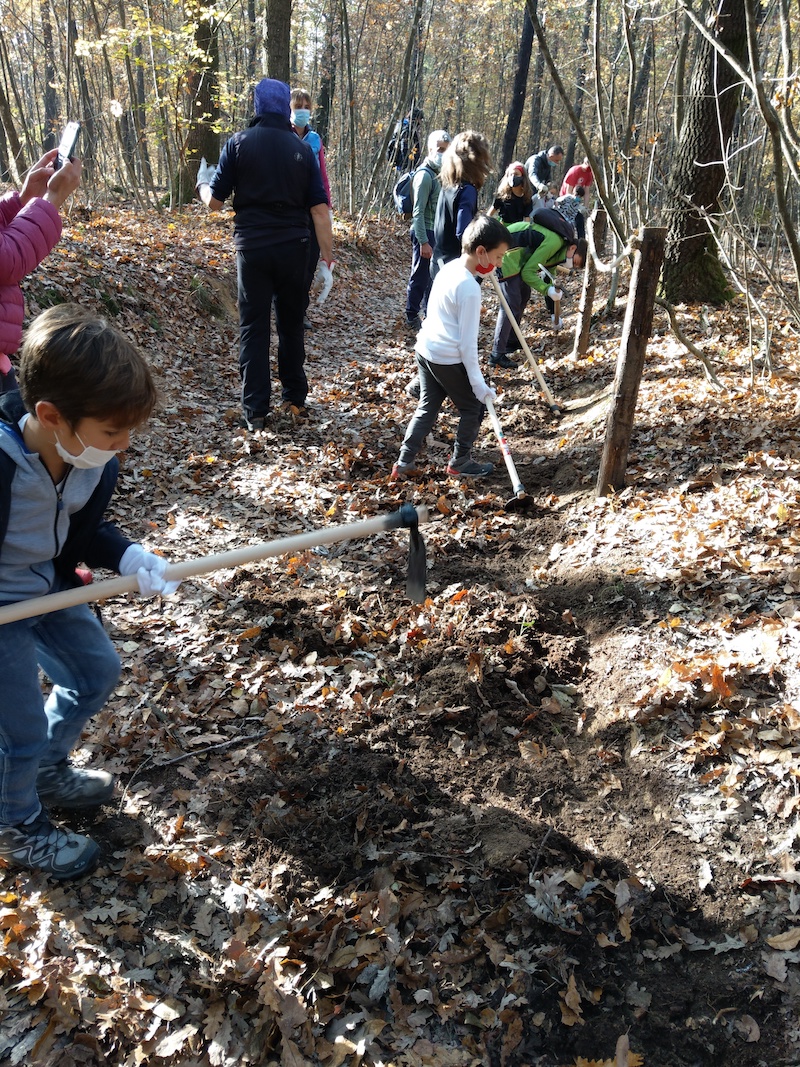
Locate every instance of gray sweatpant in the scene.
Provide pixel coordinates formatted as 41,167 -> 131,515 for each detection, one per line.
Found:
398,354 -> 485,466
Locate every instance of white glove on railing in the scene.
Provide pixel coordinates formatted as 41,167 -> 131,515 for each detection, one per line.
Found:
315,260 -> 334,305
119,544 -> 180,597
546,285 -> 563,301
475,384 -> 497,404
196,157 -> 218,189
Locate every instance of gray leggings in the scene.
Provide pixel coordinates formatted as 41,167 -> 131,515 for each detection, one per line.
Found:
398,354 -> 485,466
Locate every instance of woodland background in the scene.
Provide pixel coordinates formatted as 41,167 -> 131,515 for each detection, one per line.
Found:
1,0 -> 799,307
2,1 -> 800,1066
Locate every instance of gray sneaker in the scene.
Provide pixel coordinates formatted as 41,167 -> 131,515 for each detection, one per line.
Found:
446,456 -> 495,478
37,760 -> 115,809
405,377 -> 421,400
0,810 -> 99,880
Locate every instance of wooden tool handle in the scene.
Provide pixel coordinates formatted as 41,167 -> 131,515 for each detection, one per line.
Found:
0,506 -> 430,626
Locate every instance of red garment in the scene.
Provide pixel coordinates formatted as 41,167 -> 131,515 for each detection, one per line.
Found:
560,164 -> 593,196
0,192 -> 62,371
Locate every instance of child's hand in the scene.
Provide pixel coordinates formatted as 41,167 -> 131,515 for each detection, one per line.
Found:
44,156 -> 82,209
119,544 -> 181,597
476,384 -> 497,404
19,150 -> 58,205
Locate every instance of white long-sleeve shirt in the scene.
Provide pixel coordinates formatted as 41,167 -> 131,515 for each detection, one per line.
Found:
414,258 -> 489,401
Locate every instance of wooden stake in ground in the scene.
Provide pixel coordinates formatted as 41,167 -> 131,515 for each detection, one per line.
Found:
572,209 -> 608,360
596,227 -> 666,496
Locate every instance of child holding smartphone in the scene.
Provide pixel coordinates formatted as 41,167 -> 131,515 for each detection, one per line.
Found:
0,148 -> 81,393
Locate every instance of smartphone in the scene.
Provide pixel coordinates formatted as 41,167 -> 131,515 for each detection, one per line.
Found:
54,121 -> 81,170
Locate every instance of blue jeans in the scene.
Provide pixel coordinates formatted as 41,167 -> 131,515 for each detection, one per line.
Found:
0,604 -> 120,826
405,228 -> 434,320
237,238 -> 309,419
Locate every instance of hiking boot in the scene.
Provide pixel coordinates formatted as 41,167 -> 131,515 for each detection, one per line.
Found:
405,377 -> 421,400
446,455 -> 495,478
489,353 -> 517,370
0,810 -> 99,880
390,462 -> 417,482
241,413 -> 269,432
37,760 -> 115,810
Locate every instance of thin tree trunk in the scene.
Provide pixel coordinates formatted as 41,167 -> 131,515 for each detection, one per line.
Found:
40,0 -> 59,148
501,7 -> 535,172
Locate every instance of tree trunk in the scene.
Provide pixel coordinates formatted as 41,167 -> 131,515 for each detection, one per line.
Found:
662,0 -> 747,304
316,11 -> 336,148
40,0 -> 59,148
0,49 -> 25,182
500,7 -> 534,172
528,41 -> 545,152
597,228 -> 667,496
174,4 -> 220,206
264,0 -> 292,82
564,3 -> 591,172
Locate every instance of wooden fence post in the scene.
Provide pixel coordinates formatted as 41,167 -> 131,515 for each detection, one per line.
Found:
572,208 -> 607,360
596,227 -> 667,497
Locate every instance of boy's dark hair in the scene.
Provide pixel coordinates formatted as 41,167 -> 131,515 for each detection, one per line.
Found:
18,304 -> 157,428
574,238 -> 588,262
461,214 -> 510,254
574,185 -> 586,197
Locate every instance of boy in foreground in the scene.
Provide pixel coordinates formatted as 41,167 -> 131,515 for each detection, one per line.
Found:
0,305 -> 178,880
392,215 -> 510,481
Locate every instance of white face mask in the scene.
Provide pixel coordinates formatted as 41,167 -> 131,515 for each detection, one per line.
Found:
54,431 -> 118,469
565,257 -> 574,270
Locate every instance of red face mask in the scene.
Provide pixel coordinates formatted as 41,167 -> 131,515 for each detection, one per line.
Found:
475,261 -> 496,275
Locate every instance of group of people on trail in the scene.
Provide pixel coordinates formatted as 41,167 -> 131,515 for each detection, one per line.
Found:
393,129 -> 590,488
0,78 -> 593,883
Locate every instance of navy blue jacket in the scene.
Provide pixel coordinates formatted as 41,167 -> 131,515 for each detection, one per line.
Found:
210,114 -> 329,251
0,391 -> 131,592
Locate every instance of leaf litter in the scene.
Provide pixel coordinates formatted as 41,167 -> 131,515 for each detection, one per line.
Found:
1,208 -> 799,1065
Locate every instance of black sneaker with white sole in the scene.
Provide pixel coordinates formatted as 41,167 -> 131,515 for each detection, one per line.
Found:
36,760 -> 115,809
0,810 -> 99,879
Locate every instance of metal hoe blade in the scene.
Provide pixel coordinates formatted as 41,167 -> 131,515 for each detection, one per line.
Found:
406,520 -> 427,603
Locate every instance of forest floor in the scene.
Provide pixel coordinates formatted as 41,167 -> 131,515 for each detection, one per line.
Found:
1,207 -> 799,1067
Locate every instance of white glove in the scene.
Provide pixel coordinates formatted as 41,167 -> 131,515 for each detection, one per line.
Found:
315,260 -> 334,306
119,544 -> 180,598
547,285 -> 563,301
551,315 -> 564,330
475,384 -> 497,404
196,157 -> 218,189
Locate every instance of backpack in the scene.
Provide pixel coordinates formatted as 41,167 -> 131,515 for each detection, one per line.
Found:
387,119 -> 421,171
393,164 -> 433,216
531,206 -> 576,245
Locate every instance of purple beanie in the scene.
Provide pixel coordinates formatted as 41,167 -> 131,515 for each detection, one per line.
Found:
254,78 -> 291,119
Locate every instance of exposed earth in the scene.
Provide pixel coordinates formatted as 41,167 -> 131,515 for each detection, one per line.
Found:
1,209 -> 799,1067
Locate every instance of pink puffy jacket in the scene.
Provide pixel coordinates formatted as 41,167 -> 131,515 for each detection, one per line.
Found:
0,191 -> 62,373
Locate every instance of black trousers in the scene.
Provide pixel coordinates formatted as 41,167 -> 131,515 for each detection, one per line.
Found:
237,238 -> 309,418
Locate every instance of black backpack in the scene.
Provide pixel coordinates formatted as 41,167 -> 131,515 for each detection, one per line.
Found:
532,206 -> 576,245
392,164 -> 434,215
